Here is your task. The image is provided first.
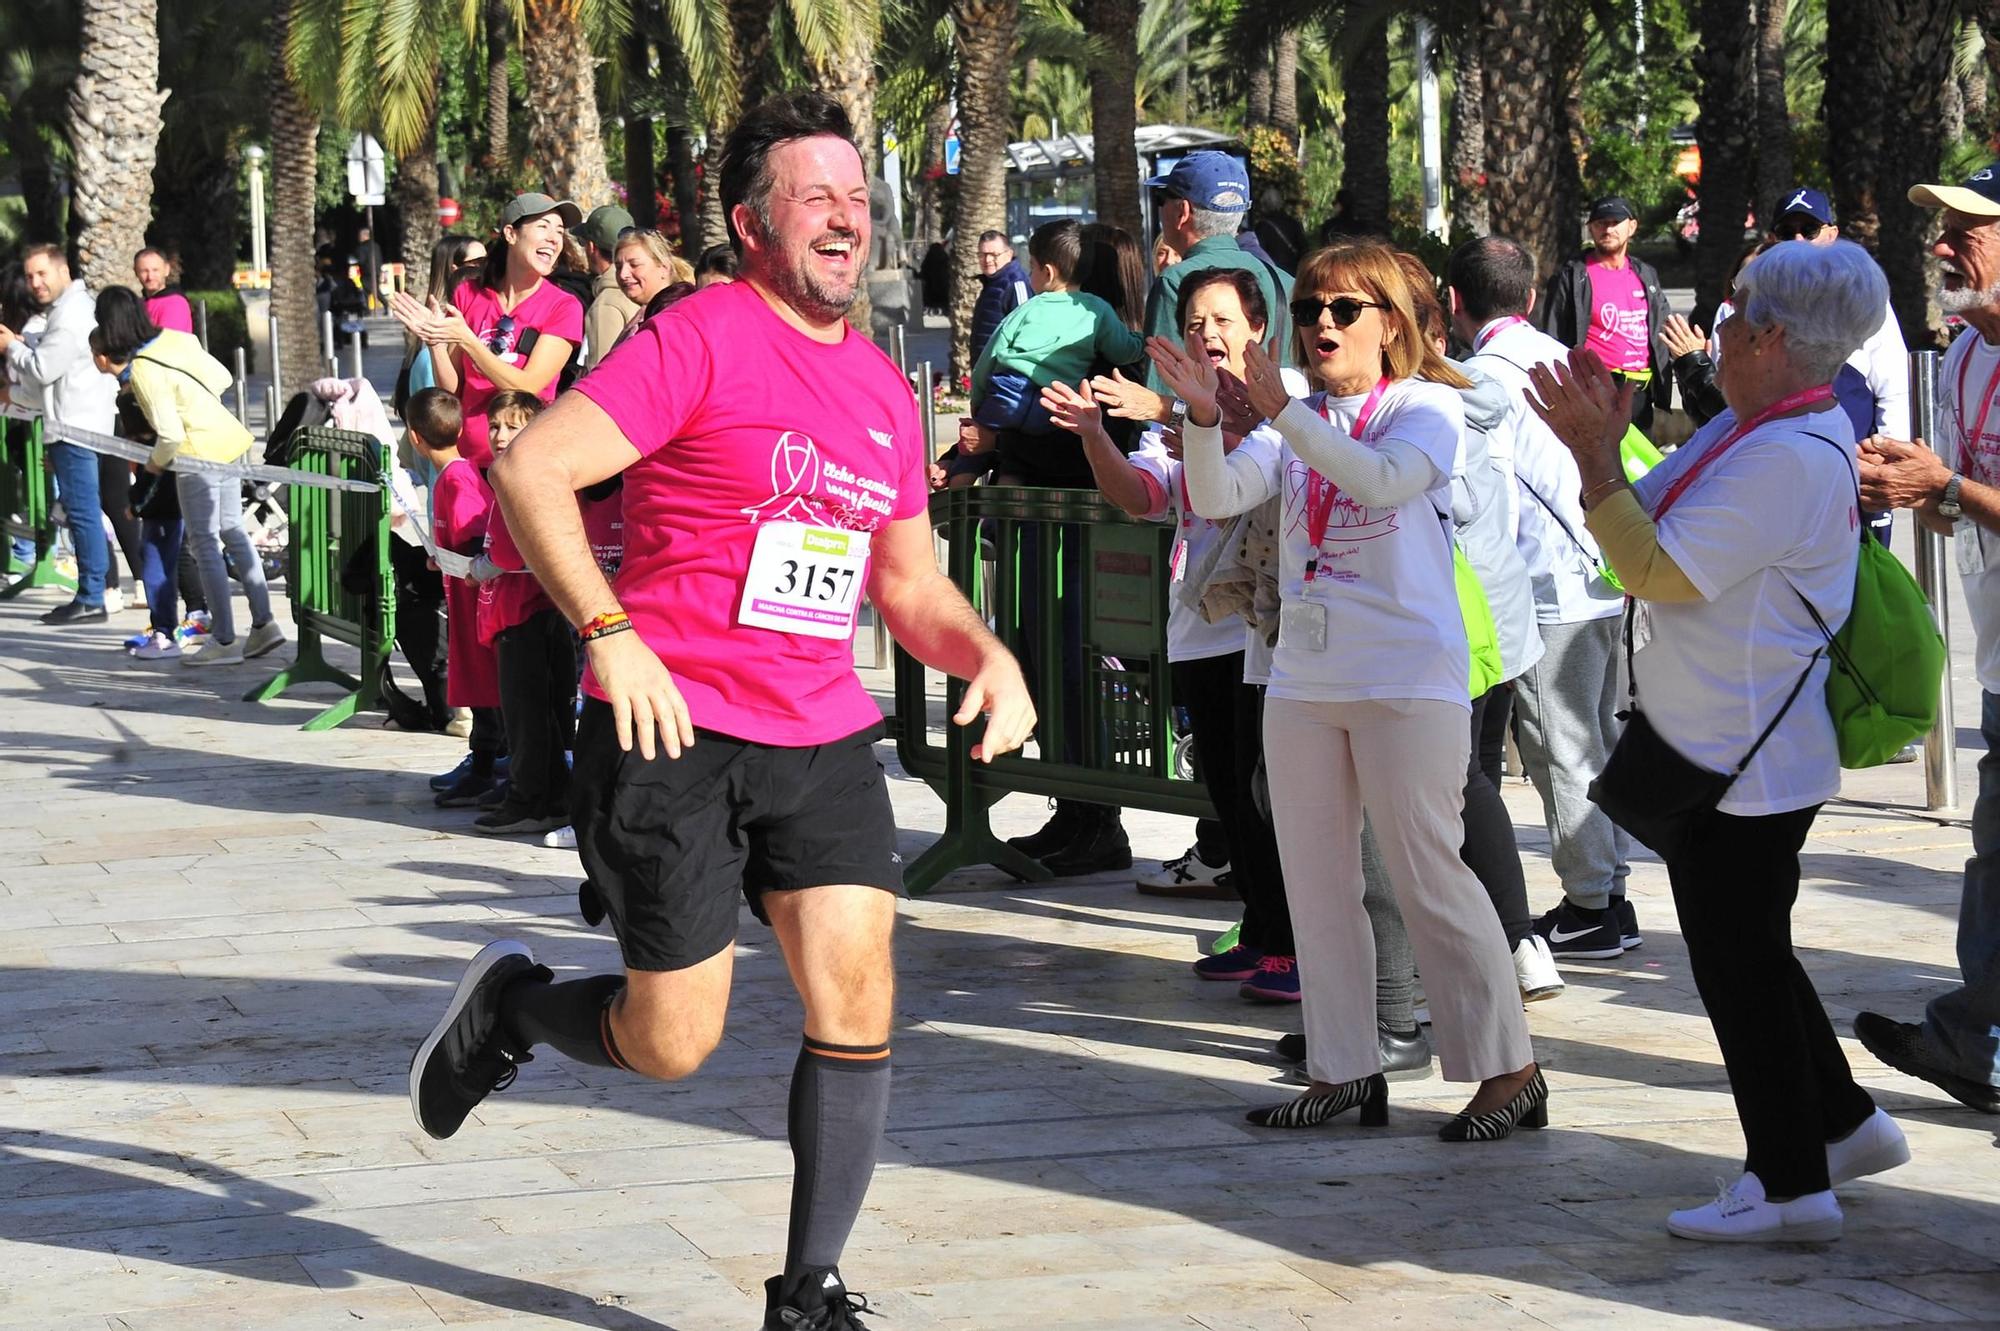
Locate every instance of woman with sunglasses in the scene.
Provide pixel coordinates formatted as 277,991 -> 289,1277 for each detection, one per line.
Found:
389,193 -> 585,466
1153,241 -> 1543,1141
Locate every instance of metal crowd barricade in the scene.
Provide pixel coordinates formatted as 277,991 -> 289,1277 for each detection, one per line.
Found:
245,426 -> 396,731
0,414 -> 76,601
892,485 -> 1214,894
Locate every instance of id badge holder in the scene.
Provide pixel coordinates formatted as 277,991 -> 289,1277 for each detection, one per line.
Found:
1170,538 -> 1189,584
1629,601 -> 1655,654
1279,599 -> 1329,653
1958,522 -> 1986,577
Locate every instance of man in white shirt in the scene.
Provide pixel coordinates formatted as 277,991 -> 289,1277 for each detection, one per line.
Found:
1449,235 -> 1636,961
1852,164 -> 2000,1116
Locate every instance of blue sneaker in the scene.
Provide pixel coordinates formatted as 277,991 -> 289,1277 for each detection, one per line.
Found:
1239,953 -> 1301,1003
123,629 -> 151,651
430,753 -> 476,791
434,768 -> 499,808
1193,944 -> 1264,982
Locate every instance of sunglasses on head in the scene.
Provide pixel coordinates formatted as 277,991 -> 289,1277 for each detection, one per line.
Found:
487,314 -> 517,355
1289,296 -> 1386,329
1775,215 -> 1825,240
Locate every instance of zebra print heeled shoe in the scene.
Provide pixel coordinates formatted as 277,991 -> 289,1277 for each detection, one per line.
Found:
1246,1073 -> 1388,1129
1439,1067 -> 1548,1142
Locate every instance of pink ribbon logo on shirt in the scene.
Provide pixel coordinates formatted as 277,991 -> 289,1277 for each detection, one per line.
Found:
741,431 -> 825,524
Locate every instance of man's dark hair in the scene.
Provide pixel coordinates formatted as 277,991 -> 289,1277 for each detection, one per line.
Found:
1027,219 -> 1084,285
1446,234 -> 1537,324
93,286 -> 162,361
719,91 -> 856,249
1175,266 -> 1268,335
21,242 -> 66,269
978,230 -> 1010,248
404,387 -> 464,449
695,243 -> 740,279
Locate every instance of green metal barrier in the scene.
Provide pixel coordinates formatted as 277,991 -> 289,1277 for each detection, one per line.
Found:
893,485 -> 1215,894
245,427 -> 395,731
0,415 -> 77,600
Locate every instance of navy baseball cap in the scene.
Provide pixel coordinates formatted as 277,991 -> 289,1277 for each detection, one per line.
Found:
1911,163 -> 2000,219
1145,151 -> 1252,213
1777,186 -> 1834,225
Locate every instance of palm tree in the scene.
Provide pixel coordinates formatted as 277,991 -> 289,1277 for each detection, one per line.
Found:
69,0 -> 167,295
1084,0 -> 1142,240
486,0 -> 512,168
950,0 -> 1020,381
1447,33 -> 1488,234
271,0 -> 323,387
1753,0 -> 1792,229
1334,11 -> 1391,237
1691,0 -> 1757,324
1480,0 -> 1570,279
1822,0 -> 1882,250
521,0 -> 617,207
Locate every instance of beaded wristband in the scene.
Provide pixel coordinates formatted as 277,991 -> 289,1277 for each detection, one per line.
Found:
580,610 -> 630,642
582,620 -> 635,645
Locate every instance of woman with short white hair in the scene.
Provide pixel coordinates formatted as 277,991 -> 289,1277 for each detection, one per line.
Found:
1530,238 -> 1910,1243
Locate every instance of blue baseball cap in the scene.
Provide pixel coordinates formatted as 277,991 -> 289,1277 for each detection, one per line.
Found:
1777,186 -> 1834,225
1910,163 -> 2000,219
1145,151 -> 1252,214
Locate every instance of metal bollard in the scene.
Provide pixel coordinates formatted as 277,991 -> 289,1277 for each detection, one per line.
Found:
1911,348 -> 1959,811
268,313 -> 284,403
920,361 -> 937,459
196,300 -> 210,352
890,324 -> 906,376
264,385 -> 279,442
321,310 -> 336,366
233,347 -> 250,429
348,328 -> 365,381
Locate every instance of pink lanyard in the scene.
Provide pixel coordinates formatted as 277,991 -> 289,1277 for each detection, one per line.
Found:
1957,344 -> 2000,483
1304,377 -> 1390,582
1473,316 -> 1529,352
1651,384 -> 1837,520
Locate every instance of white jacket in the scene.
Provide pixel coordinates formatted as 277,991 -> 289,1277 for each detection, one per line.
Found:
5,280 -> 117,436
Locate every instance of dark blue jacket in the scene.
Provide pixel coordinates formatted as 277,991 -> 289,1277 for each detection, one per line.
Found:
970,259 -> 1031,368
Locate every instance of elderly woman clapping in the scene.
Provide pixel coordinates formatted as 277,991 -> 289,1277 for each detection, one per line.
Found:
1527,239 -> 1910,1244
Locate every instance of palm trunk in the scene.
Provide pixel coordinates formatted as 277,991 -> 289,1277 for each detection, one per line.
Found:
699,132 -> 728,250
1341,17 -> 1392,237
951,0 -> 1020,383
396,119 -> 441,280
1246,41 -> 1273,125
917,97 -> 951,245
624,32 -> 659,228
270,1 -> 320,387
70,0 -> 168,295
1085,0 -> 1143,240
729,0 -> 775,114
1272,28 -> 1300,144
1173,0 -> 1190,119
1448,37 -> 1489,234
1876,0 -> 1965,346
1823,0 -> 1884,250
1753,0 -> 1793,227
521,0 -> 614,209
485,0 -> 511,169
1692,0 -> 1758,324
807,13 -> 882,329
665,125 -> 700,253
1481,0 -> 1568,278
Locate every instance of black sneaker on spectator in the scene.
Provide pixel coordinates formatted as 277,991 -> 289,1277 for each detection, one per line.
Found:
1532,899 -> 1625,959
409,940 -> 544,1140
1136,845 -> 1234,899
1006,800 -> 1084,860
1613,896 -> 1643,950
763,1267 -> 875,1329
1039,809 -> 1132,876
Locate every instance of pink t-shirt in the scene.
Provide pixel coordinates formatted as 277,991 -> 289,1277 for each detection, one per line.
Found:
145,292 -> 195,334
450,279 -> 584,465
432,458 -> 500,709
478,504 -> 555,646
574,280 -> 928,746
581,487 -> 624,580
1583,258 -> 1651,372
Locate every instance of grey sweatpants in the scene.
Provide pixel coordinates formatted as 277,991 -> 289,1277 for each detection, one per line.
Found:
1511,616 -> 1630,911
176,470 -> 273,646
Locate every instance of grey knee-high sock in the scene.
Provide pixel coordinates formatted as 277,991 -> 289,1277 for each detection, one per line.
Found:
1361,816 -> 1418,1033
785,1035 -> 892,1278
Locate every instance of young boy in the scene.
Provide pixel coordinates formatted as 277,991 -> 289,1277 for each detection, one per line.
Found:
406,388 -> 505,807
472,390 -> 574,836
954,218 -> 1145,482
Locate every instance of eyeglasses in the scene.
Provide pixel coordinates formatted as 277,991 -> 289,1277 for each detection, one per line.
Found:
487,314 -> 517,355
1289,297 -> 1386,329
1775,215 -> 1825,241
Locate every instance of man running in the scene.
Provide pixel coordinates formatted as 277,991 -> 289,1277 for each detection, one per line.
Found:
408,92 -> 1036,1329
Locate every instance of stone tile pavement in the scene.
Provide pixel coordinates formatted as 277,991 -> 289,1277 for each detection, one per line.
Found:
1,571 -> 1998,1331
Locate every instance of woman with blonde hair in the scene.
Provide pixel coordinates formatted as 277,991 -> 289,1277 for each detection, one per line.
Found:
609,230 -> 697,348
1154,241 -> 1543,1139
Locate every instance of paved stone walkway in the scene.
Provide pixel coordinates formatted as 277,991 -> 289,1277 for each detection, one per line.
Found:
2,567 -> 1998,1329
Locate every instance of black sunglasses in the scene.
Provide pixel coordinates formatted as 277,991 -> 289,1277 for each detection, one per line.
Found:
1289,297 -> 1386,329
1775,215 -> 1825,241
487,314 -> 517,355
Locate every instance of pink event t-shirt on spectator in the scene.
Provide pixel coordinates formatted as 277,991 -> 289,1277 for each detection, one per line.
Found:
1583,258 -> 1650,373
145,291 -> 194,335
477,501 -> 556,647
449,278 -> 584,465
574,279 -> 928,747
432,457 -> 500,709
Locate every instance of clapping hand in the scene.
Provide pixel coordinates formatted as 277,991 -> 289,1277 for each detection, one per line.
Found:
1660,314 -> 1708,360
1858,434 -> 1951,512
1088,367 -> 1169,424
388,291 -> 471,348
1041,380 -> 1109,445
1525,346 -> 1629,470
1240,341 -> 1293,423
1147,333 -> 1221,425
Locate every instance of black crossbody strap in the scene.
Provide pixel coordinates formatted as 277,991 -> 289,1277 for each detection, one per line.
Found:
1519,474 -> 1609,574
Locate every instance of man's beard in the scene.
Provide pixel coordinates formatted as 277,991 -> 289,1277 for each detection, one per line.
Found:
767,232 -> 862,323
1939,280 -> 2000,314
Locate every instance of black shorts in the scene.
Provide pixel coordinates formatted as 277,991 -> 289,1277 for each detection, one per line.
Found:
570,698 -> 903,972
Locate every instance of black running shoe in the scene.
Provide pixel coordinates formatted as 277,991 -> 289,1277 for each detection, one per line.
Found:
1613,896 -> 1643,950
763,1267 -> 876,1329
40,600 -> 109,625
1006,800 -> 1084,859
1854,1011 -> 2000,1115
409,940 -> 545,1140
1532,899 -> 1624,960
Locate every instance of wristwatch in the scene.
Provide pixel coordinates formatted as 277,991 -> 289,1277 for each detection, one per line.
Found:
1941,472 -> 1965,520
1168,399 -> 1190,429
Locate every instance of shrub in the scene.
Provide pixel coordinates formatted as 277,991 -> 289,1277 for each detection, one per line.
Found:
187,291 -> 251,374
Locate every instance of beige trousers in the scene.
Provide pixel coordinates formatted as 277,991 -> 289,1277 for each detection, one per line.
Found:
1264,696 -> 1534,1085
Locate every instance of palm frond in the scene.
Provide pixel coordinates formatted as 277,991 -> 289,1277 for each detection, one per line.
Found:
285,0 -> 348,111
660,0 -> 738,122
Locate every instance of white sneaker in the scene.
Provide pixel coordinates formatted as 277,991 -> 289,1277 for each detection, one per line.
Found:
103,586 -> 125,614
183,635 -> 245,666
244,620 -> 286,659
1667,1173 -> 1843,1243
1136,845 -> 1230,891
1826,1108 -> 1910,1187
1514,934 -> 1566,1002
445,707 -> 474,739
131,630 -> 181,661
542,825 -> 578,849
